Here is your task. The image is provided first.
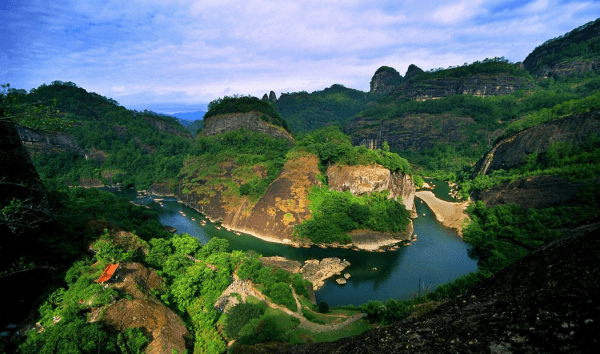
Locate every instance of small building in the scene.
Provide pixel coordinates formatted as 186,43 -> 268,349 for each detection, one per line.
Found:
94,263 -> 120,283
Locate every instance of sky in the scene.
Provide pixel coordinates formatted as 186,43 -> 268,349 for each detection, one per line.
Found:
1,0 -> 599,114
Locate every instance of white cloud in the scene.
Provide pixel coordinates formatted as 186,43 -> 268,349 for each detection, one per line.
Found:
2,0 -> 599,112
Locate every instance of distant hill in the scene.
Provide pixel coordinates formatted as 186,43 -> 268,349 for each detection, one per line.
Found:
172,111 -> 206,122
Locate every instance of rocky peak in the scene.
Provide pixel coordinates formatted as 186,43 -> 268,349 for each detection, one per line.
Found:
404,64 -> 424,81
370,66 -> 403,93
262,91 -> 278,104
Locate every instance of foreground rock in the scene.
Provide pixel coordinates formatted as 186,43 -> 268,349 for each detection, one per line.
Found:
250,223 -> 600,353
95,262 -> 189,354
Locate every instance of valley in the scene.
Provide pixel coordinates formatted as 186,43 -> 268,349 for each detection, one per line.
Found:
2,17 -> 600,354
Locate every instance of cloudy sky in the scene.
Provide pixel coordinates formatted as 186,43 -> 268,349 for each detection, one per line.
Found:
2,0 -> 599,114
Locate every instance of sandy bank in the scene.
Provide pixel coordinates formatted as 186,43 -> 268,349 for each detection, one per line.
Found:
415,191 -> 470,236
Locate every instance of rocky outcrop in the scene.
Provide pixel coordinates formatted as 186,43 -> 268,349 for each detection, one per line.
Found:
16,125 -> 83,156
326,164 -> 416,217
370,67 -> 403,93
251,222 -> 600,354
202,112 -> 294,144
347,114 -> 476,152
259,256 -> 351,291
368,65 -> 529,99
100,262 -> 190,354
473,110 -> 600,176
402,74 -> 528,101
473,175 -> 591,209
179,154 -> 321,243
523,18 -> 600,74
534,58 -> 600,78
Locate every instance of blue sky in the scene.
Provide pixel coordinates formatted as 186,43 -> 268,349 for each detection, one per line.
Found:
1,0 -> 599,114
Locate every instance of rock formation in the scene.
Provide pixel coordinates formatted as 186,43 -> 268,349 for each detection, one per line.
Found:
347,114 -> 476,153
202,112 -> 294,144
179,154 -> 321,243
473,175 -> 590,209
326,164 -> 416,217
370,66 -> 403,93
260,256 -> 351,291
473,110 -> 600,177
17,125 -> 83,156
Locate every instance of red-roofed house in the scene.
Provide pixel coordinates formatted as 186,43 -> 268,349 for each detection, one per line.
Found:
94,263 -> 119,283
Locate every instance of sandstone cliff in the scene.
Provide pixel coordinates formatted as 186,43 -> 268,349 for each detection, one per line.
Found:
473,110 -> 600,176
326,164 -> 417,218
203,112 -> 294,144
347,113 -> 477,152
179,154 -> 321,243
368,65 -> 529,99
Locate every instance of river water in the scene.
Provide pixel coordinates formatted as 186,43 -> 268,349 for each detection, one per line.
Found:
112,180 -> 477,307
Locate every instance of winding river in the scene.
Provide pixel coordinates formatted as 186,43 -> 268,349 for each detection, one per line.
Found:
113,180 -> 477,307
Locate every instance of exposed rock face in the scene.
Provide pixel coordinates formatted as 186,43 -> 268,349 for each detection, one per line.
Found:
404,64 -> 424,81
100,262 -> 189,354
347,114 -> 476,152
16,125 -> 83,156
143,116 -> 193,140
202,112 -> 294,144
179,154 -> 321,243
473,175 -> 590,209
269,91 -> 277,104
259,256 -> 351,291
523,18 -> 600,74
299,258 -> 351,290
401,75 -> 528,100
367,66 -> 529,99
534,58 -> 600,78
473,110 -> 600,177
250,223 -> 600,354
370,67 -> 403,93
326,164 -> 416,217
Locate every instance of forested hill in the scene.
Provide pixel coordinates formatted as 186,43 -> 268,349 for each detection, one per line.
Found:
523,18 -> 600,75
7,81 -> 193,190
274,84 -> 375,134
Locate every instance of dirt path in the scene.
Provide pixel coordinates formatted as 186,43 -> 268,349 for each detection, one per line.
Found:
415,191 -> 470,236
218,276 -> 366,334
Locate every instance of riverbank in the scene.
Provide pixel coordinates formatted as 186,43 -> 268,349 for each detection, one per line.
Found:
415,191 -> 470,236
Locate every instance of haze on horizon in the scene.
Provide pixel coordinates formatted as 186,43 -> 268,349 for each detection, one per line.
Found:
2,0 -> 599,114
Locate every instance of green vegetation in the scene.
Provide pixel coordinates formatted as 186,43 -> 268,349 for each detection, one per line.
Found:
414,57 -> 532,80
181,128 -> 291,206
205,95 -> 289,131
294,187 -> 410,244
5,81 -> 193,190
296,127 -> 411,174
277,84 -> 374,133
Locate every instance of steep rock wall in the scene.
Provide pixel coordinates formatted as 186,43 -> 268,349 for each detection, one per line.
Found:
400,75 -> 528,100
17,125 -> 83,156
473,175 -> 591,209
203,112 -> 294,144
326,164 -> 417,218
178,154 -> 321,242
473,110 -> 600,176
347,114 -> 476,152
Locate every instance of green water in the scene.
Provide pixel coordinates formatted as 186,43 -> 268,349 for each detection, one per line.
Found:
114,184 -> 478,307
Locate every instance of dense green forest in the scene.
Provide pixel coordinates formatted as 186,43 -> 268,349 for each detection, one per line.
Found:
6,81 -> 193,190
276,84 -> 374,133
